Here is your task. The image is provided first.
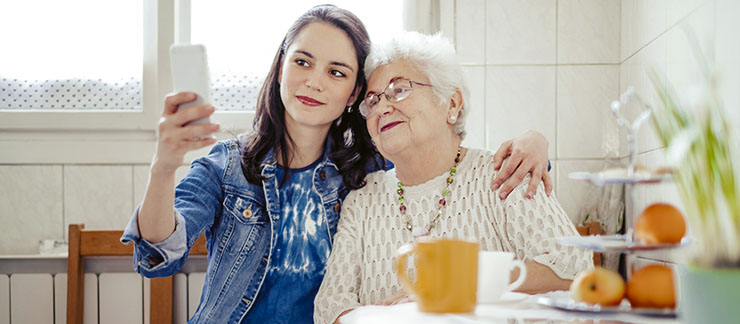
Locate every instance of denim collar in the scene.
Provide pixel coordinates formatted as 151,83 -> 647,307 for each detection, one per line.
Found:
259,137 -> 338,178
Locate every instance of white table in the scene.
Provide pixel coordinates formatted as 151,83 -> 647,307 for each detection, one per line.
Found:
341,293 -> 680,324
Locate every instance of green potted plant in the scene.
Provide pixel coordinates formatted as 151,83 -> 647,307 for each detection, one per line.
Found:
647,32 -> 740,324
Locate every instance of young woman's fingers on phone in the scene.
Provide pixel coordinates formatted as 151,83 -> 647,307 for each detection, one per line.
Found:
177,123 -> 220,141
169,104 -> 215,127
181,135 -> 218,151
164,92 -> 197,115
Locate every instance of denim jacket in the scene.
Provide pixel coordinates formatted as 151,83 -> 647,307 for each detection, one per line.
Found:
121,138 -> 350,323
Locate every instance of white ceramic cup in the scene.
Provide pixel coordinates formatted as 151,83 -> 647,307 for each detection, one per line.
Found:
477,251 -> 527,303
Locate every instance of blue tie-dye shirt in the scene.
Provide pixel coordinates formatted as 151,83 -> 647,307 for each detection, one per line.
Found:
246,156 -> 335,324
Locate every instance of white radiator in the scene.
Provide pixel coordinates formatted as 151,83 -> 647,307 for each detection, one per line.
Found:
0,271 -> 205,324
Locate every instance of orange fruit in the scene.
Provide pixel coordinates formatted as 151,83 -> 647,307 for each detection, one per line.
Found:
570,267 -> 626,306
635,203 -> 686,244
626,265 -> 676,308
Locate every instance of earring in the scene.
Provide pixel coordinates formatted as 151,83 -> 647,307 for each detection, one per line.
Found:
346,105 -> 353,113
449,115 -> 457,122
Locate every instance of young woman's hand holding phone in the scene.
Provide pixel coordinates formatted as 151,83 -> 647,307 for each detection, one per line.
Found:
151,92 -> 219,175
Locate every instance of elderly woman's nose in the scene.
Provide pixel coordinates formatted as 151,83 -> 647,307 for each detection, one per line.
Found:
375,98 -> 395,116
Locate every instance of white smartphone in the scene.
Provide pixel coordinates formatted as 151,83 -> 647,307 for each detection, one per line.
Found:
169,43 -> 212,125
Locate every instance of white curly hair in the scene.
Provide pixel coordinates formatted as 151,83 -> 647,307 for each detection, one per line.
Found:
364,31 -> 470,139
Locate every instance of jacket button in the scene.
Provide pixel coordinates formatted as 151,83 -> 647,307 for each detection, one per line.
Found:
319,170 -> 326,180
242,207 -> 253,219
333,202 -> 340,212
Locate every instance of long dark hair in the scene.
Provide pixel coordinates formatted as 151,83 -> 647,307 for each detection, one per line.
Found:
239,4 -> 381,190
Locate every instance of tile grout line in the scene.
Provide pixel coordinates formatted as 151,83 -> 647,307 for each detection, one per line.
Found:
482,0 -> 487,149
555,0 -> 559,188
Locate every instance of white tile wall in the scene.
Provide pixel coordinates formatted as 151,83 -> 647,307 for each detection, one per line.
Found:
133,164 -> 191,210
664,3 -> 715,107
485,66 -> 557,158
555,160 -> 605,224
638,36 -> 668,154
455,0 -> 485,64
557,65 -> 620,159
558,0 -> 621,64
64,165 -> 134,235
618,35 -> 667,158
621,0 -> 669,62
667,0 -> 710,28
485,0 -> 556,64
460,66 -> 486,149
0,166 -> 64,254
715,0 -> 740,128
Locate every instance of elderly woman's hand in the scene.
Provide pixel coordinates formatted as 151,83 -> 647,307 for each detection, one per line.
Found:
491,130 -> 553,199
376,290 -> 414,306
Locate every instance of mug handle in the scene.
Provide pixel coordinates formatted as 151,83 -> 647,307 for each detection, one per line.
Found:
395,244 -> 417,296
506,260 -> 527,292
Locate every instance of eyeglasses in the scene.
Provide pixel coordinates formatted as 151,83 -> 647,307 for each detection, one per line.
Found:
359,78 -> 432,118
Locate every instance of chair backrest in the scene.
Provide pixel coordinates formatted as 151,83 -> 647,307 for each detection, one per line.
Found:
575,221 -> 603,266
67,224 -> 206,324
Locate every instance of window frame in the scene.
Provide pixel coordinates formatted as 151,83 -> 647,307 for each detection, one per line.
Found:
0,0 -> 254,132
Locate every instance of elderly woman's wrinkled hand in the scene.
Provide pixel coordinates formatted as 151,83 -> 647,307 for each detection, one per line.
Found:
491,130 -> 553,199
376,290 -> 414,306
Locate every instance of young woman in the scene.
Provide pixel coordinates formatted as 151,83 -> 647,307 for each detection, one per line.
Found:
121,5 -> 550,323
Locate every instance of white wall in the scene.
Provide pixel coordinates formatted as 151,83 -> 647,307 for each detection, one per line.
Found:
450,0 -> 621,224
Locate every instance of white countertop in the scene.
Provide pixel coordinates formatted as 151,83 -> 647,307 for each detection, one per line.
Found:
341,292 -> 679,324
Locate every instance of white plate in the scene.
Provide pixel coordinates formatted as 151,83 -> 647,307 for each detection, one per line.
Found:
478,292 -> 529,304
536,291 -> 676,317
556,235 -> 691,252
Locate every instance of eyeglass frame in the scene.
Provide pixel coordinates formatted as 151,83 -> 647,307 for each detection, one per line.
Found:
358,78 -> 432,118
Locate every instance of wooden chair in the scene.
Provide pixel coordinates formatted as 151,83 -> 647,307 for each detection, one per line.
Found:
67,224 -> 207,324
576,221 -> 603,266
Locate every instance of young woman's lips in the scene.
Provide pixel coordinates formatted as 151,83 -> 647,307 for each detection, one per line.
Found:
381,121 -> 403,132
296,95 -> 325,106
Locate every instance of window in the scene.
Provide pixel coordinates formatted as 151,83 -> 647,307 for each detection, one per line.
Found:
0,0 -> 143,111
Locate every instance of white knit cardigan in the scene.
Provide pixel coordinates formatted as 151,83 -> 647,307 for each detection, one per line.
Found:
314,148 -> 593,324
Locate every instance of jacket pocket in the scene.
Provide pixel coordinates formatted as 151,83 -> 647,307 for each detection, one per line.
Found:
221,194 -> 268,255
223,194 -> 267,225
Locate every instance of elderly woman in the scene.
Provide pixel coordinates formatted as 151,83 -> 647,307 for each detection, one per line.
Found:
313,32 -> 593,324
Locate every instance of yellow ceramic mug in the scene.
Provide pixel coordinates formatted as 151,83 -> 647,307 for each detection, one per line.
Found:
395,238 -> 479,313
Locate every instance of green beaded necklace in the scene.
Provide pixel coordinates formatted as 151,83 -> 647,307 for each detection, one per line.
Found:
397,146 -> 461,237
